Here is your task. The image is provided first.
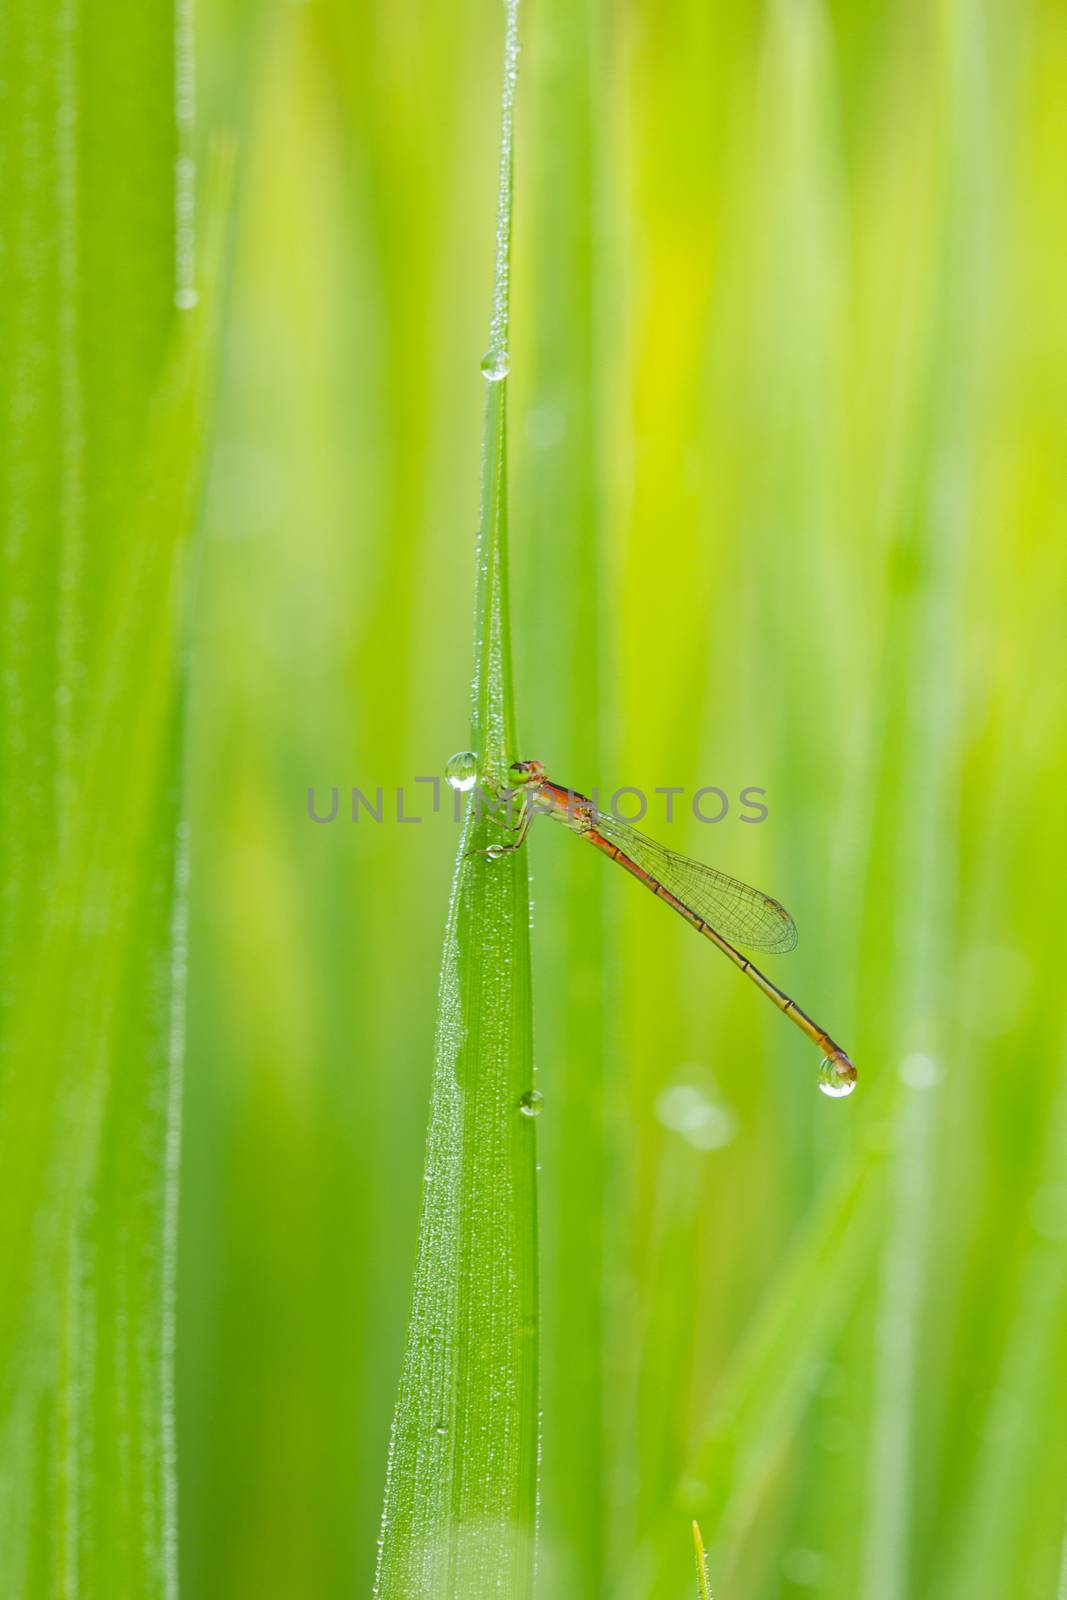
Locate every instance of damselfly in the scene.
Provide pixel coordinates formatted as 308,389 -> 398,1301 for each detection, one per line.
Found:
460,756 -> 857,1098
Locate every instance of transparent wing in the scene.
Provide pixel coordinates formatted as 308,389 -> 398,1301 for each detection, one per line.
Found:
594,810 -> 798,954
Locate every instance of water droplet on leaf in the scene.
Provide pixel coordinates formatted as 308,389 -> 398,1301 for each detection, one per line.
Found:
480,348 -> 510,381
518,1089 -> 543,1118
445,750 -> 479,791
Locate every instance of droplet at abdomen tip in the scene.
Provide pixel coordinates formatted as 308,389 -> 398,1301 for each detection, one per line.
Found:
817,1051 -> 858,1099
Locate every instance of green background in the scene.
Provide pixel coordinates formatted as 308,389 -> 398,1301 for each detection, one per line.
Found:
3,0 -> 1065,1596
183,0 -> 1067,1595
182,1 -> 1067,1595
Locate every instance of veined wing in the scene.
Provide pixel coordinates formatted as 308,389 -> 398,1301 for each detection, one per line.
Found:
594,810 -> 798,955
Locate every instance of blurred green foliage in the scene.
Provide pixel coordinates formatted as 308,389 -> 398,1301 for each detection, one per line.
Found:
182,0 -> 1067,1595
6,0 -> 1064,1596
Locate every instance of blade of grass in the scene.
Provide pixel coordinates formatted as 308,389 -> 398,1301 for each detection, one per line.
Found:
692,1520 -> 713,1599
0,134 -> 229,1597
0,0 -> 220,1583
373,5 -> 539,1597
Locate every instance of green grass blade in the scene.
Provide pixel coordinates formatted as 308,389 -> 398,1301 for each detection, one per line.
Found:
0,63 -> 228,1591
374,5 -> 539,1597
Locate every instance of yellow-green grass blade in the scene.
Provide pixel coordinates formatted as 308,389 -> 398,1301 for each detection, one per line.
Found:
692,1520 -> 714,1600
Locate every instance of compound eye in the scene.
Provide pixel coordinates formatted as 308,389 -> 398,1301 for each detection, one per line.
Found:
507,760 -> 529,788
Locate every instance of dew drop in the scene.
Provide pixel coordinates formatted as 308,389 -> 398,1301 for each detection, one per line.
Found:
445,750 -> 479,791
817,1057 -> 857,1099
174,287 -> 199,311
518,1089 -> 543,1118
480,348 -> 510,382
433,1420 -> 448,1437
